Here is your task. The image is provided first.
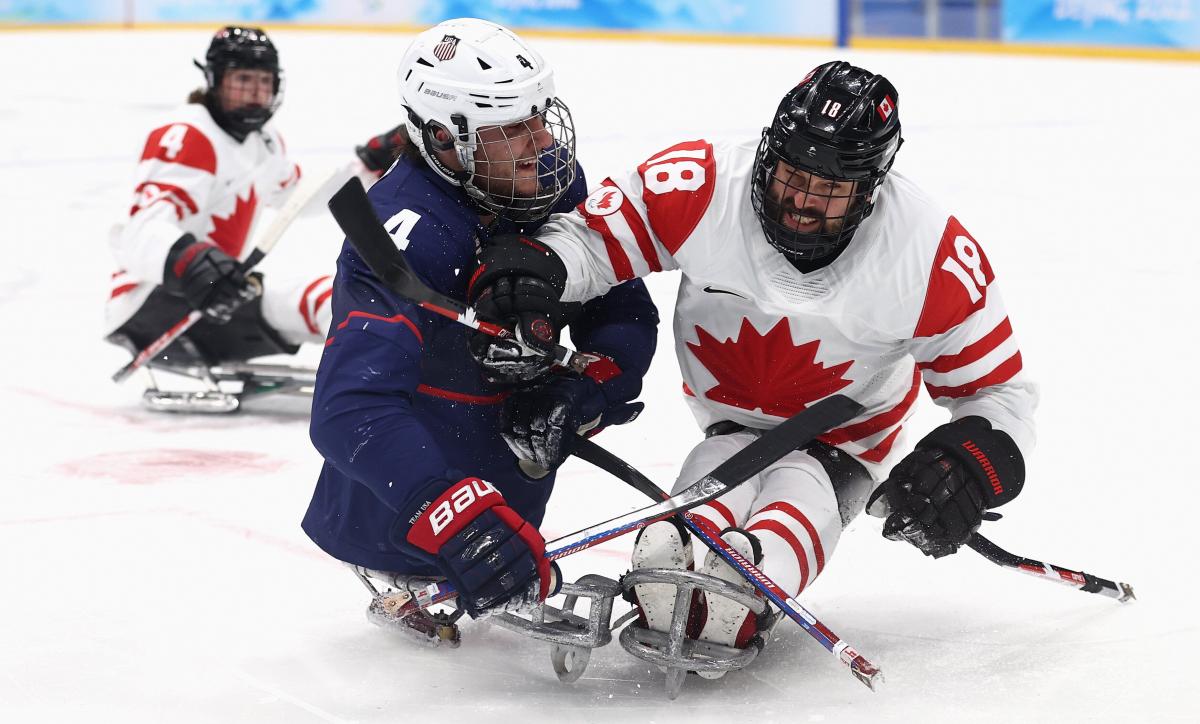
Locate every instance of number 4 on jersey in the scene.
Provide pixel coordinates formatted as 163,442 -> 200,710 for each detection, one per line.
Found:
383,208 -> 421,250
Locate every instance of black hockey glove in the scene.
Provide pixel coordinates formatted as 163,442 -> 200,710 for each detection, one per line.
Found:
163,234 -> 259,324
354,124 -> 409,176
467,234 -> 571,384
468,275 -> 566,384
502,361 -> 639,476
868,416 -> 1025,558
395,476 -> 560,618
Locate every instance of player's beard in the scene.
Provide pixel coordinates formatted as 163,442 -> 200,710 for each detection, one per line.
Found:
474,157 -> 542,202
762,191 -> 845,237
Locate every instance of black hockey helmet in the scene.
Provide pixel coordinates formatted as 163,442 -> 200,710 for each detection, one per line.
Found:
751,61 -> 903,269
195,26 -> 283,138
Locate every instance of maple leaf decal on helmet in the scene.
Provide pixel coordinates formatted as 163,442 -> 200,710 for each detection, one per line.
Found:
687,318 -> 853,417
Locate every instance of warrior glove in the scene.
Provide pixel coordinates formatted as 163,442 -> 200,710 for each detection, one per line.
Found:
163,233 -> 259,324
395,476 -> 559,618
868,416 -> 1024,558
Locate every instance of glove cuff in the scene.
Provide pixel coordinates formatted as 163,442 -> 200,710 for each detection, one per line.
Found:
469,234 -> 568,302
917,416 -> 1025,508
392,476 -> 504,554
162,233 -> 213,285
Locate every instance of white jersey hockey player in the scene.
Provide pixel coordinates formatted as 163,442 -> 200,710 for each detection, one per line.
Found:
467,61 -> 1037,676
105,27 -> 334,384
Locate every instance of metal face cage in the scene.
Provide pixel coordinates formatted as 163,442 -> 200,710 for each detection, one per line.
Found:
450,99 -> 577,223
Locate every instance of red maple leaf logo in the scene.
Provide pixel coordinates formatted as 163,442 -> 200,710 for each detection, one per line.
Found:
207,187 -> 258,258
687,318 -> 853,417
595,190 -> 617,209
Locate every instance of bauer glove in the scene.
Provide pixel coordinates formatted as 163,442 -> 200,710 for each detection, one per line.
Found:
394,476 -> 559,617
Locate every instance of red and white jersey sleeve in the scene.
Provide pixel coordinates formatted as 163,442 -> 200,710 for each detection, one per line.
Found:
537,138 -> 736,302
902,215 -> 1038,455
106,104 -> 299,331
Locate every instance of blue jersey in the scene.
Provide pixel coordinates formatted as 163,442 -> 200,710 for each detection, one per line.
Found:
303,154 -> 659,573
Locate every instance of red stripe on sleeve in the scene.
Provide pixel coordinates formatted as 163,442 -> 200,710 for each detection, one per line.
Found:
925,352 -> 1023,399
603,179 -> 661,273
131,182 -> 200,218
919,318 -> 1013,374
583,213 -> 635,281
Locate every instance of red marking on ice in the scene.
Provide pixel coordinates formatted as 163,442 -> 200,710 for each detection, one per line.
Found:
0,507 -> 328,562
56,448 -> 285,485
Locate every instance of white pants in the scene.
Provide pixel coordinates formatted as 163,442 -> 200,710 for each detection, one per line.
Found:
671,431 -> 871,598
259,272 -> 334,346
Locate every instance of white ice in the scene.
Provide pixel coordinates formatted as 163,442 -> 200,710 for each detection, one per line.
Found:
1,29 -> 1197,723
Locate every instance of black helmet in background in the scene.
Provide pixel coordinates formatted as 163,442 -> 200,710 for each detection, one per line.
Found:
195,26 -> 283,139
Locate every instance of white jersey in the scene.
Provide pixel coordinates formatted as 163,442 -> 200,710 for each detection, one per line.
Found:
537,138 -> 1037,478
106,103 -> 301,333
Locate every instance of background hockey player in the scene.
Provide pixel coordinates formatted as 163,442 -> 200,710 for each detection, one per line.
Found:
302,19 -> 658,643
468,61 -> 1037,674
105,26 -> 409,400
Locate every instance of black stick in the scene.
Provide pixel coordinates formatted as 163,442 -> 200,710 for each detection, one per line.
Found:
967,534 -> 1135,602
327,177 -> 595,374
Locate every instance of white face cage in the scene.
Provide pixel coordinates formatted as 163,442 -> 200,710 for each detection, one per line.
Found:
447,99 -> 576,222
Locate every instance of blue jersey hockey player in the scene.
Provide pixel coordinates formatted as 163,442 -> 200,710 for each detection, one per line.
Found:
302,19 -> 658,644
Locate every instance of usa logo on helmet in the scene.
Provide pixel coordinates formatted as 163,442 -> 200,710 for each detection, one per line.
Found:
434,35 -> 459,61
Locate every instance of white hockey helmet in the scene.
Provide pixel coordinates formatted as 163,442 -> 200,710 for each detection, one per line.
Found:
398,18 -> 577,222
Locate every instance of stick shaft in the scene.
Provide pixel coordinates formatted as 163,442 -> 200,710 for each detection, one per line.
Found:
968,534 -> 1134,602
573,436 -> 882,690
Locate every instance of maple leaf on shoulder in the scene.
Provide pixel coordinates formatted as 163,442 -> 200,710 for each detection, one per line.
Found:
686,318 -> 853,418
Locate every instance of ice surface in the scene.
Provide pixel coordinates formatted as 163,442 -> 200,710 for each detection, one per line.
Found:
1,29 -> 1197,722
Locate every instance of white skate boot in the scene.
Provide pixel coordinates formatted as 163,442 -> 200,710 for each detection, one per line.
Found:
629,519 -> 698,635
695,527 -> 764,679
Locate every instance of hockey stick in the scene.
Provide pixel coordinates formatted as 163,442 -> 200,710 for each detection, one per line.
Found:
390,395 -> 864,620
572,436 -> 883,691
112,166 -> 349,384
967,534 -> 1135,602
326,177 -> 597,374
